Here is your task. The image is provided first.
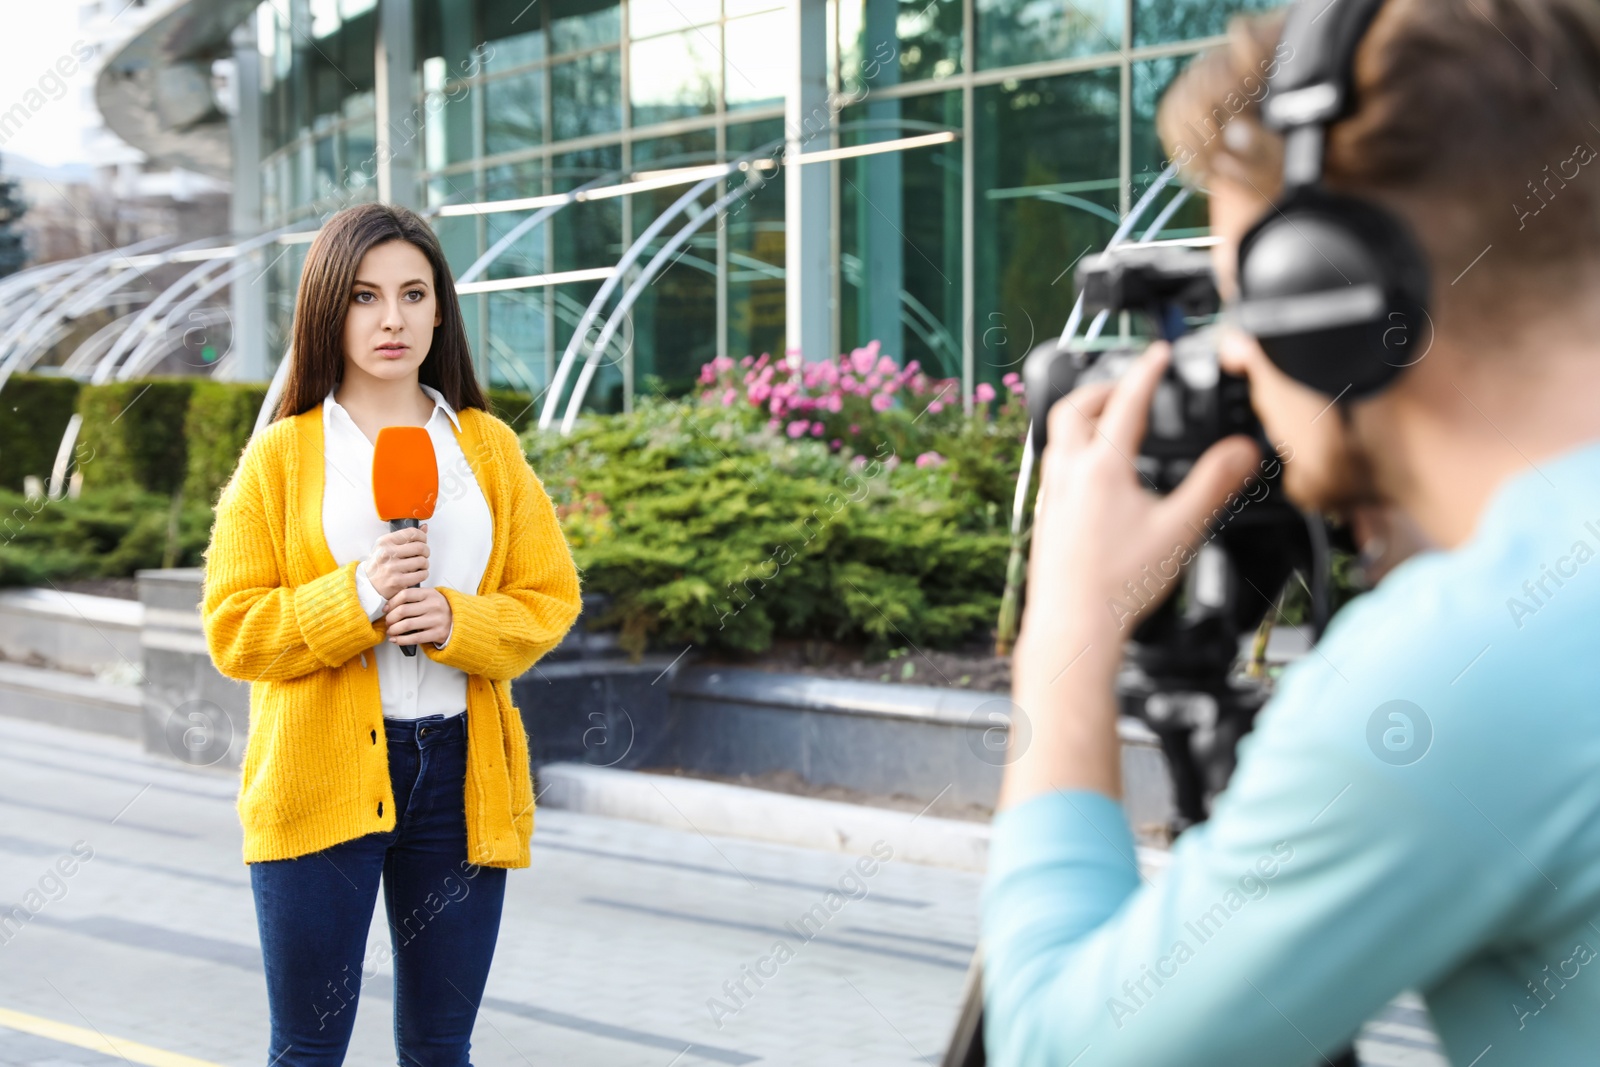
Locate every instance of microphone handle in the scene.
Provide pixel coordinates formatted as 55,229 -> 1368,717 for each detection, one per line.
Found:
388,518 -> 424,658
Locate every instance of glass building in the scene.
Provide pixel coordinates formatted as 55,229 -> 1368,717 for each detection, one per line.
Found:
222,0 -> 1274,413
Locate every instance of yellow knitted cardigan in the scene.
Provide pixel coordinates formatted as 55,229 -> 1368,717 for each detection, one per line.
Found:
200,401 -> 582,867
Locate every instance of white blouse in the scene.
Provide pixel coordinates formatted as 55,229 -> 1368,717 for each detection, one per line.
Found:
320,383 -> 494,721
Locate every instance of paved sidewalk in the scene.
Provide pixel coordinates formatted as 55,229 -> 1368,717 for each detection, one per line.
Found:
0,716 -> 977,1067
0,716 -> 1444,1066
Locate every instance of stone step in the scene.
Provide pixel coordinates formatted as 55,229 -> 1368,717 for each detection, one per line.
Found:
0,660 -> 142,738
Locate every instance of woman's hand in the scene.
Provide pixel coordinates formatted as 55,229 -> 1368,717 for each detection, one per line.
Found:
367,523 -> 430,600
384,586 -> 453,647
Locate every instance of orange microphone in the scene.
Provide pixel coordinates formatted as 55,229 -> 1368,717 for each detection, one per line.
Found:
372,426 -> 439,658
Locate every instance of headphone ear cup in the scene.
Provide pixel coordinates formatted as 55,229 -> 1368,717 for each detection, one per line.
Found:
1236,188 -> 1431,398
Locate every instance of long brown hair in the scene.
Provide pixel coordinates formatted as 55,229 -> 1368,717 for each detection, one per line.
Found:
273,202 -> 488,422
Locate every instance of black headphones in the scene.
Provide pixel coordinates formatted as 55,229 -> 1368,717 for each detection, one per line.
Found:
1234,0 -> 1431,399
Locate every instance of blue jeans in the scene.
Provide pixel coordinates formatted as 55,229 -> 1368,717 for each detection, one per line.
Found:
250,711 -> 507,1067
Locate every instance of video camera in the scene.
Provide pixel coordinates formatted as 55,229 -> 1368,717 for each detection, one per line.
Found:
1022,243 -> 1329,831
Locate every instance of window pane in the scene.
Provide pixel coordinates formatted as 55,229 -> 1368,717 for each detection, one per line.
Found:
726,119 -> 786,362
630,31 -> 720,127
975,68 -> 1121,384
481,0 -> 548,70
1134,0 -> 1279,48
422,73 -> 479,170
725,13 -> 787,110
1130,57 -> 1210,240
552,0 -> 620,53
417,0 -> 484,77
486,70 -> 545,155
630,129 -> 720,396
342,118 -> 377,195
975,0 -> 1121,70
839,92 -> 963,378
552,49 -> 623,139
488,290 -> 550,395
629,0 -> 720,39
484,159 -> 546,200
483,30 -> 546,73
552,146 -> 625,413
839,0 -> 962,89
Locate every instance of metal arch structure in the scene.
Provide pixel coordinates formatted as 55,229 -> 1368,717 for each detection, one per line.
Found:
1007,162 -> 1192,547
540,141 -> 786,432
120,257 -> 255,380
0,241 -> 175,399
537,173 -> 729,431
97,222 -> 314,386
61,310 -> 155,379
453,171 -> 625,286
0,236 -> 179,366
247,170 -> 633,436
559,174 -> 771,434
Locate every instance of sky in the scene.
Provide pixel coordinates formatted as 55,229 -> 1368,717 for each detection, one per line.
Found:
0,5 -> 104,169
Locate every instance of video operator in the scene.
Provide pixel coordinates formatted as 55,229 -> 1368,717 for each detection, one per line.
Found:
982,1 -> 1600,1064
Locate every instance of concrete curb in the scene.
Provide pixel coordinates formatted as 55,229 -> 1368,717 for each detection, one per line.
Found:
535,762 -> 1172,877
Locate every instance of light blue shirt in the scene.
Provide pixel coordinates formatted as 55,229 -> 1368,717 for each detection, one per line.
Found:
983,438 -> 1600,1066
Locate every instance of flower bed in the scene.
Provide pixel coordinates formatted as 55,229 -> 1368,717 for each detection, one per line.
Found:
527,346 -> 1032,659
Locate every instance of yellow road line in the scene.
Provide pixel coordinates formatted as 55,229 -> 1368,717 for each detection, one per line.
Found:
0,1006 -> 226,1067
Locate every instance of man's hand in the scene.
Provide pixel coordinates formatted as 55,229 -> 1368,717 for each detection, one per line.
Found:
1026,341 -> 1262,639
384,587 -> 453,647
999,342 -> 1261,810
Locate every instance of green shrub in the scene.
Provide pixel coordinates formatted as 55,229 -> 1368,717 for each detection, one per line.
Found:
184,380 -> 270,509
77,378 -> 196,495
0,374 -> 81,493
0,482 -> 214,588
524,390 -> 1017,659
486,387 -> 536,433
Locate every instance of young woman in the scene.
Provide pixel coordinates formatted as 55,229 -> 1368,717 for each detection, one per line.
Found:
200,202 -> 583,1065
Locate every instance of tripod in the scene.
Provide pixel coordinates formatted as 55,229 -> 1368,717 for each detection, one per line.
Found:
940,502 -> 1360,1067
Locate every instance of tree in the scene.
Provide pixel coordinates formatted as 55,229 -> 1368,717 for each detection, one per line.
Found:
0,165 -> 27,278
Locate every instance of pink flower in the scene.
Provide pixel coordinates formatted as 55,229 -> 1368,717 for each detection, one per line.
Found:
787,419 -> 810,438
739,355 -> 753,367
904,360 -> 921,374
1001,372 -> 1020,386
865,373 -> 882,390
851,455 -> 869,470
721,388 -> 737,407
915,451 -> 946,468
767,417 -> 781,431
1007,379 -> 1026,395
750,383 -> 772,403
754,353 -> 771,370
825,392 -> 843,412
851,348 -> 876,375
884,455 -> 900,471
848,423 -> 860,434
811,421 -> 825,436
841,373 -> 859,393
830,438 -> 842,450
876,356 -> 898,376
871,392 -> 892,412
927,399 -> 944,414
975,382 -> 996,403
